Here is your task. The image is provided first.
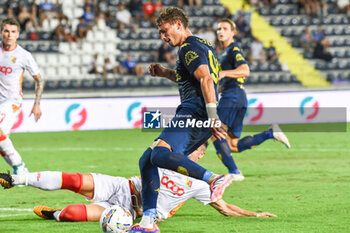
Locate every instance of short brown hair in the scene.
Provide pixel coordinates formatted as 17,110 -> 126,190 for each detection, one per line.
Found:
219,18 -> 236,32
1,17 -> 20,31
156,7 -> 189,28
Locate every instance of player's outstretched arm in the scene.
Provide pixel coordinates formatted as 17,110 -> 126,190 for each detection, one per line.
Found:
218,64 -> 250,81
149,63 -> 177,82
30,74 -> 44,122
210,199 -> 277,217
194,64 -> 226,140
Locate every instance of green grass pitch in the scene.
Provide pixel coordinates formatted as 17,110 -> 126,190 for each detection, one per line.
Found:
0,124 -> 349,233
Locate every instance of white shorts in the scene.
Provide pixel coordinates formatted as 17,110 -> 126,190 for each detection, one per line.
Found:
0,102 -> 21,135
87,173 -> 136,219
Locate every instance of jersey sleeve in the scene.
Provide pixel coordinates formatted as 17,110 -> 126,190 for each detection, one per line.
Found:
24,51 -> 40,76
230,45 -> 247,68
180,43 -> 208,75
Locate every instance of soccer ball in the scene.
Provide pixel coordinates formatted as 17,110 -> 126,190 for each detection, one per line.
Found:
100,205 -> 133,233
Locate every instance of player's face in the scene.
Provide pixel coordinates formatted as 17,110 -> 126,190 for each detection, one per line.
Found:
1,24 -> 19,48
216,22 -> 234,43
158,21 -> 181,47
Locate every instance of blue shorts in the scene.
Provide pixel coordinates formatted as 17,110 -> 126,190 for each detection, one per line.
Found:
158,98 -> 212,156
218,89 -> 247,138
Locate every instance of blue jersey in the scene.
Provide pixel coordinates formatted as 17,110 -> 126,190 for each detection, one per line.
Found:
175,36 -> 219,104
219,42 -> 247,98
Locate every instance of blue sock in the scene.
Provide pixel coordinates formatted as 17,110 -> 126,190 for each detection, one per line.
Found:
202,170 -> 214,182
139,147 -> 160,211
151,146 -> 208,181
143,208 -> 157,218
237,129 -> 273,152
213,139 -> 239,174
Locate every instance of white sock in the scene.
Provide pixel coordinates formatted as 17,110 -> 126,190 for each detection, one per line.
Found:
0,138 -> 22,166
26,171 -> 62,190
12,174 -> 26,185
139,215 -> 155,229
53,211 -> 61,221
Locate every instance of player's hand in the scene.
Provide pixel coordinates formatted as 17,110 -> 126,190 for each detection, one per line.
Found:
149,63 -> 165,77
210,118 -> 227,140
218,71 -> 226,81
29,103 -> 42,122
256,212 -> 277,217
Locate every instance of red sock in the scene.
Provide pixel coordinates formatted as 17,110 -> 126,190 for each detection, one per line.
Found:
61,173 -> 83,193
59,204 -> 88,222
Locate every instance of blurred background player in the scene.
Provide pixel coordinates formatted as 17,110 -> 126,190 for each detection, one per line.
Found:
214,18 -> 290,180
0,143 -> 276,222
0,18 -> 44,175
134,7 -> 232,233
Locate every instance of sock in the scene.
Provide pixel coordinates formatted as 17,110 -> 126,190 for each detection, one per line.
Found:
61,172 -> 83,193
151,146 -> 207,180
0,137 -> 23,167
237,130 -> 273,152
24,172 -> 83,192
139,148 -> 160,212
12,174 -> 26,185
53,211 -> 61,221
26,172 -> 62,190
139,209 -> 156,228
58,204 -> 87,221
213,139 -> 239,174
202,170 -> 214,183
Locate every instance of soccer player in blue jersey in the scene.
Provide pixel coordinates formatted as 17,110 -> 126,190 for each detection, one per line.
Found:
130,8 -> 233,233
212,18 -> 291,180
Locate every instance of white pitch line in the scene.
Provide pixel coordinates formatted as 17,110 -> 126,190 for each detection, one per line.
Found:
0,208 -> 32,211
0,213 -> 33,218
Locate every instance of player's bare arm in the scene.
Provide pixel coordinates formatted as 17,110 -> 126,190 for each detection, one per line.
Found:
149,63 -> 177,82
30,74 -> 44,122
194,64 -> 227,140
210,199 -> 277,217
218,64 -> 250,81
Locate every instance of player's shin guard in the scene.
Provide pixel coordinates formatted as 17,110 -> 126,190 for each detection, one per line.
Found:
237,130 -> 273,152
139,148 -> 159,214
213,139 -> 239,174
151,146 -> 207,180
58,204 -> 87,222
0,137 -> 23,167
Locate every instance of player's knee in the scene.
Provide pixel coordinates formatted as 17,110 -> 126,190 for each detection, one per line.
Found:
59,204 -> 87,222
61,173 -> 83,193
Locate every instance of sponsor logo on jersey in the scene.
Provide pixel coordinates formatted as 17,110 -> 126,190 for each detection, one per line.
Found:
300,96 -> 319,120
245,98 -> 264,123
65,103 -> 87,130
127,101 -> 147,128
196,38 -> 212,47
10,57 -> 16,63
185,51 -> 199,66
161,176 -> 185,196
175,72 -> 182,82
0,66 -> 13,75
181,43 -> 190,48
185,179 -> 192,188
236,53 -> 244,61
